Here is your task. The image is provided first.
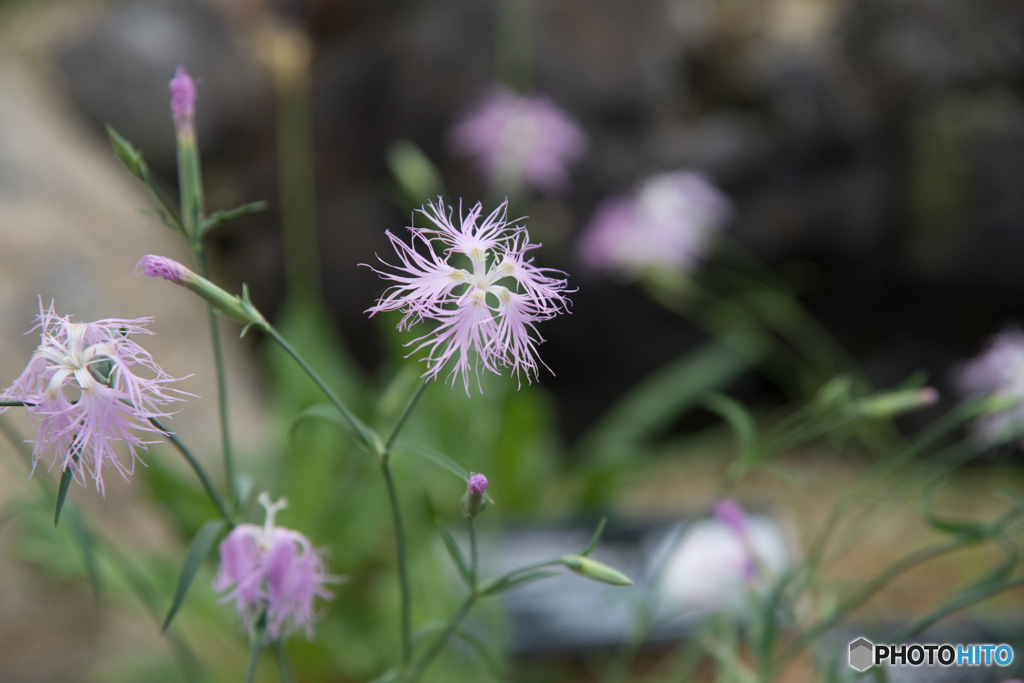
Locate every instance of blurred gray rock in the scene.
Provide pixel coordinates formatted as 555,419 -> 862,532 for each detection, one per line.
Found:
58,0 -> 265,174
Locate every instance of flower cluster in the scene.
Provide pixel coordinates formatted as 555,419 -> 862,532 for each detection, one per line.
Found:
0,301 -> 187,494
952,329 -> 1024,445
579,170 -> 733,279
213,494 -> 338,640
366,198 -> 571,393
449,86 -> 588,195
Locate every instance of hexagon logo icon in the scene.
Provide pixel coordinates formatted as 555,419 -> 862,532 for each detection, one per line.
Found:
849,638 -> 874,672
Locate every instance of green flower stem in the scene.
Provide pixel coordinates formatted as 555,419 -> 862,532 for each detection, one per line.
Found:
272,640 -> 296,683
262,324 -> 381,453
381,458 -> 413,671
407,595 -> 476,682
195,249 -> 237,507
0,401 -> 26,407
384,380 -> 428,453
469,517 -> 478,588
150,417 -> 234,526
263,328 -> 427,676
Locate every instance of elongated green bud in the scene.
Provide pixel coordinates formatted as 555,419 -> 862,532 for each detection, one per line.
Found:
135,255 -> 267,332
107,126 -> 146,179
853,387 -> 938,418
561,554 -> 633,586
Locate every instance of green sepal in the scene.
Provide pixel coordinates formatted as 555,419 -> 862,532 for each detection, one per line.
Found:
199,200 -> 269,236
561,554 -> 634,586
162,519 -> 227,632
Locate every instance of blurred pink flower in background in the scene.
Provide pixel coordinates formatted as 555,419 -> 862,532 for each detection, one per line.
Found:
952,329 -> 1024,444
214,493 -> 340,640
0,301 -> 187,494
366,198 -> 571,393
712,498 -> 756,582
578,170 -> 733,279
449,86 -> 588,195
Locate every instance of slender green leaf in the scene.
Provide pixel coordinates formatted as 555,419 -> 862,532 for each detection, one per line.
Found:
139,207 -> 182,234
200,200 -> 269,236
436,522 -> 472,586
54,464 -> 74,528
452,626 -> 504,679
66,506 -> 102,602
890,572 -> 1024,642
394,440 -> 468,478
579,339 -> 758,455
163,519 -> 227,632
272,640 -> 296,683
291,403 -> 380,453
703,392 -> 759,468
367,667 -> 401,683
926,514 -> 989,540
999,490 -> 1024,512
580,517 -> 607,557
481,570 -> 560,596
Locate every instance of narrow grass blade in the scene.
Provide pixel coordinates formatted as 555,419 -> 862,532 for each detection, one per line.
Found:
54,464 -> 74,528
162,519 -> 227,632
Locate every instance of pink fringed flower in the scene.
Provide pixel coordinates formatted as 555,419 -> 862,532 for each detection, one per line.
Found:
366,198 -> 571,393
169,65 -> 197,137
579,171 -> 733,278
0,301 -> 188,494
952,329 -> 1024,445
213,494 -> 339,640
449,87 -> 587,194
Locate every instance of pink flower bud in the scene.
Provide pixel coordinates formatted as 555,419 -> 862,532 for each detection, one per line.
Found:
169,65 -> 196,136
134,255 -> 190,283
467,472 -> 488,494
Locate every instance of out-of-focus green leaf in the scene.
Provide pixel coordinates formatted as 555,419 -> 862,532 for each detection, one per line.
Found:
54,464 -> 74,528
436,521 -> 471,587
393,441 -> 468,479
579,338 -> 759,454
703,392 -> 759,468
580,517 -> 607,557
163,519 -> 227,632
66,505 -> 102,602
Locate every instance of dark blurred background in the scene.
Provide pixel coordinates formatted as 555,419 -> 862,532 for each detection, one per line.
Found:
43,0 -> 1024,440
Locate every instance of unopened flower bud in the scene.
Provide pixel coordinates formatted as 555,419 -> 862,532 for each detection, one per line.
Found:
462,472 -> 488,518
135,255 -> 268,332
169,66 -> 197,138
855,387 -> 939,418
561,554 -> 634,586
